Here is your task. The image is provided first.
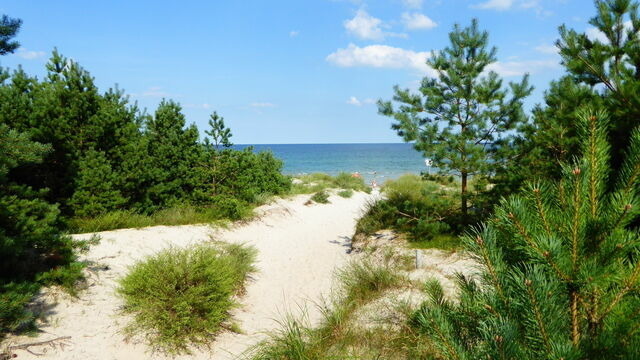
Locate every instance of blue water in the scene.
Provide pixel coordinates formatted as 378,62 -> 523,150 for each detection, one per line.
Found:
234,143 -> 429,183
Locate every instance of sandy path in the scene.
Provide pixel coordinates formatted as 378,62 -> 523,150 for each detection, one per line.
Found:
5,191 -> 373,359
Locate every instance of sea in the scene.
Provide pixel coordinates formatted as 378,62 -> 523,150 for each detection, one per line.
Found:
235,143 -> 430,184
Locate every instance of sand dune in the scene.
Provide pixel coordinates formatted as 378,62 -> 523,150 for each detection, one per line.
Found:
5,191 -> 374,359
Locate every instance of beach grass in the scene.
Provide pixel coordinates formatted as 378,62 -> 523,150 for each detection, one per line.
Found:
246,259 -> 430,359
289,172 -> 370,195
337,189 -> 353,198
117,242 -> 256,355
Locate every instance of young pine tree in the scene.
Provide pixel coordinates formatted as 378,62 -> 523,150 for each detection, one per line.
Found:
69,149 -> 125,217
415,110 -> 640,359
378,19 -> 532,217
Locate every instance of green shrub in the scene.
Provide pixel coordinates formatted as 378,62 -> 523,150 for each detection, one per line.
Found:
310,191 -> 330,204
117,243 -> 256,355
337,189 -> 353,198
356,175 -> 457,243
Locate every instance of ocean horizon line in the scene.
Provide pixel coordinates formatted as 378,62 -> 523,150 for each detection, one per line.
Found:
234,142 -> 411,146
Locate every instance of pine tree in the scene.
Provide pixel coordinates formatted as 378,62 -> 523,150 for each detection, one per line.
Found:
415,111 -> 640,359
0,15 -> 21,55
378,19 -> 532,217
205,111 -> 233,150
145,99 -> 202,209
69,149 -> 126,217
558,0 -> 640,171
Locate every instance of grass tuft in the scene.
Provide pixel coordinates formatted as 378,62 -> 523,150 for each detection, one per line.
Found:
117,242 -> 256,355
337,189 -> 354,198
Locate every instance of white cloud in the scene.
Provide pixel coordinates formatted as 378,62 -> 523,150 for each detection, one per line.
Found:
133,86 -> 171,98
473,0 -> 514,11
15,48 -> 45,60
402,12 -> 437,30
250,102 -> 276,108
534,43 -> 558,55
402,0 -> 423,9
344,9 -> 386,40
486,59 -> 559,77
326,43 -> 436,76
347,96 -> 375,106
289,30 -> 299,37
184,103 -> 212,109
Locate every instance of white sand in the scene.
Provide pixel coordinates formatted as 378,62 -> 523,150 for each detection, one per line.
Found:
4,191 -> 374,359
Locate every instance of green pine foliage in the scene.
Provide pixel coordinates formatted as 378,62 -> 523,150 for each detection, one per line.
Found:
0,15 -> 21,55
0,125 -> 83,335
413,111 -> 640,359
378,19 -> 532,216
69,149 -> 125,217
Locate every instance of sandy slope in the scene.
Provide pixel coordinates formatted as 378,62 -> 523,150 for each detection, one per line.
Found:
4,191 -> 373,359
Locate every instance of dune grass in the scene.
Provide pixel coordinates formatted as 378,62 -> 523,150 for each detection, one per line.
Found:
337,189 -> 354,198
68,204 -> 253,233
117,242 -> 256,355
289,172 -> 371,195
246,260 -> 431,359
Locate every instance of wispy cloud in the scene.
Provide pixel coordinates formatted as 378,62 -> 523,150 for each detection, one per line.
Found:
473,0 -> 514,11
486,59 -> 559,76
401,12 -> 437,30
534,43 -> 558,55
327,43 -> 436,76
131,86 -> 171,98
346,96 -> 376,106
250,102 -> 276,108
15,48 -> 45,60
184,103 -> 212,109
401,0 -> 424,9
289,30 -> 299,37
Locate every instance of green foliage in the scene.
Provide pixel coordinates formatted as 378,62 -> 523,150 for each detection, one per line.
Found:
117,243 -> 256,355
205,111 -> 233,149
289,172 -> 370,195
0,126 -> 85,336
69,149 -> 125,217
0,15 -> 21,55
355,175 -> 457,242
413,111 -> 640,359
378,19 -> 532,215
144,99 -> 202,210
337,189 -> 353,198
310,191 -> 330,204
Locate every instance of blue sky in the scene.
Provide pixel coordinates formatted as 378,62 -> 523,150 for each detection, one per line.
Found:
1,0 -> 598,144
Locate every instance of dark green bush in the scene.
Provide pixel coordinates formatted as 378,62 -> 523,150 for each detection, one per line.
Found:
355,175 -> 456,243
311,191 -> 330,204
117,243 -> 256,355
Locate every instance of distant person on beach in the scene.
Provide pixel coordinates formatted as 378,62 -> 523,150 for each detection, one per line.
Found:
351,172 -> 361,178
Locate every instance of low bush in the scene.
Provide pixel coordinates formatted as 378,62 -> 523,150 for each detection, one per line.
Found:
310,191 -> 330,204
117,242 -> 256,355
356,174 -> 457,243
337,189 -> 353,198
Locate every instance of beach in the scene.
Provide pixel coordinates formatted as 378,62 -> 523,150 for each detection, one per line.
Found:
4,191 -> 375,359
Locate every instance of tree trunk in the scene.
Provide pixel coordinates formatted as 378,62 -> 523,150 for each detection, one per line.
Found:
461,171 -> 468,216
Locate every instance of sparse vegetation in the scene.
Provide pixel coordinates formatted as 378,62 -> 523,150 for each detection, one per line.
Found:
290,172 -> 370,195
117,242 -> 256,355
337,189 -> 353,198
248,259 -> 415,359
